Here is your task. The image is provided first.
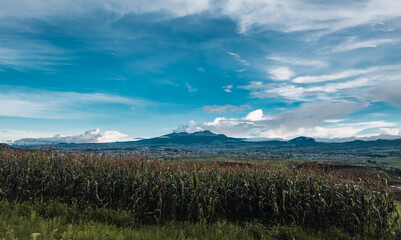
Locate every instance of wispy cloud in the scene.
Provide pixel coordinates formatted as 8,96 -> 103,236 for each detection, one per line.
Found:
223,85 -> 233,93
266,56 -> 327,67
1,0 -> 401,36
221,0 -> 401,34
293,68 -> 372,84
333,37 -> 398,52
227,52 -> 249,66
241,64 -> 401,104
0,0 -> 211,20
185,82 -> 197,92
0,37 -> 70,70
292,65 -> 401,84
202,104 -> 251,113
250,84 -> 305,101
0,87 -> 151,119
241,78 -> 373,101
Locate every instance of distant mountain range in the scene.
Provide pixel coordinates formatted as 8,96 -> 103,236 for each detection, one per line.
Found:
12,130 -> 401,147
130,131 -> 401,147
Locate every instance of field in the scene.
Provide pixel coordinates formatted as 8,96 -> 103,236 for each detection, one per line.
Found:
0,148 -> 400,239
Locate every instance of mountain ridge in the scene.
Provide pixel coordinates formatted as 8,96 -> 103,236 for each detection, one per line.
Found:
11,130 -> 401,145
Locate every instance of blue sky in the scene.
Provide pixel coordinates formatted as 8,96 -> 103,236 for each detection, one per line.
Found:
1,0 -> 401,143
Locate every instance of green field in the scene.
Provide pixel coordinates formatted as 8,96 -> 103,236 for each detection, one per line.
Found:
0,149 -> 400,239
3,200 -> 399,240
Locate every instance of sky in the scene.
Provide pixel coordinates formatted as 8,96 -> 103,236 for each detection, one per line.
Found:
1,0 -> 401,143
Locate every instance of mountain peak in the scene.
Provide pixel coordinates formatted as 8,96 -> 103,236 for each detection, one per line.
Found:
190,130 -> 217,136
167,130 -> 218,137
289,136 -> 316,144
140,130 -> 233,144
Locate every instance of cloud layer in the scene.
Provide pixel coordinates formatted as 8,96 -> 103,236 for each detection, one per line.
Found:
14,129 -> 134,144
176,100 -> 401,139
2,0 -> 401,35
0,86 -> 150,119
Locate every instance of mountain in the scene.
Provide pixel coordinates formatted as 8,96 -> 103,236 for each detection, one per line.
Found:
288,136 -> 318,146
135,132 -> 325,146
316,134 -> 401,143
137,130 -> 240,144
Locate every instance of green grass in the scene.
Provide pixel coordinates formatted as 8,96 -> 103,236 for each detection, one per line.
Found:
1,200 -> 395,240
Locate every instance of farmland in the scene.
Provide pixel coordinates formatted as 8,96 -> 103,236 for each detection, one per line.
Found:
0,147 -> 400,239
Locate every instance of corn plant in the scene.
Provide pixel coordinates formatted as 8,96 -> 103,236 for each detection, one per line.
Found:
0,148 -> 398,235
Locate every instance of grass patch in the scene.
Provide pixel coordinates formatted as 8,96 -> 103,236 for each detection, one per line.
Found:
1,200 -> 395,240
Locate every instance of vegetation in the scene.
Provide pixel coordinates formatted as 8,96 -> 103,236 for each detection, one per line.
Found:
3,200 -> 399,240
0,148 -> 400,239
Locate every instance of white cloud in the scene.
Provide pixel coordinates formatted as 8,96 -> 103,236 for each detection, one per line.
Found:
333,37 -> 398,52
250,84 -> 305,100
185,82 -> 197,92
239,81 -> 274,90
227,52 -> 249,66
241,64 -> 401,102
177,100 -> 369,139
268,67 -> 294,81
0,87 -> 150,119
202,104 -> 251,113
223,85 -> 233,93
266,56 -> 327,67
0,129 -> 55,143
259,121 -> 397,140
380,128 -> 401,135
259,101 -> 368,132
324,119 -> 345,123
0,38 -> 69,70
244,109 -> 264,121
0,0 -> 210,20
306,78 -> 372,94
97,130 -> 132,142
293,68 -> 372,84
14,129 -> 135,144
220,0 -> 401,34
381,28 -> 395,32
247,79 -> 371,101
259,80 -> 373,102
175,120 -> 206,134
364,80 -> 401,107
1,0 -> 401,36
293,64 -> 401,84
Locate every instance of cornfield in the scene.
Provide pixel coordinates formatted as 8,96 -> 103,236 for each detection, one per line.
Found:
0,148 -> 398,235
